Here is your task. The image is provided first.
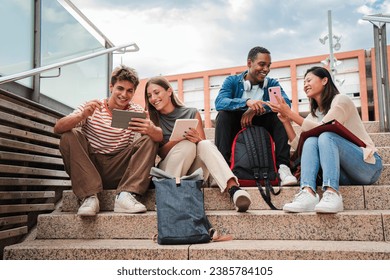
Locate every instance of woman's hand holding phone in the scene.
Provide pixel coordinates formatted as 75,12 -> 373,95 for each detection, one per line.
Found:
268,86 -> 283,104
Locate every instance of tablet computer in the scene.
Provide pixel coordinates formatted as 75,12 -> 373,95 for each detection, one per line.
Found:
169,119 -> 199,141
111,109 -> 146,129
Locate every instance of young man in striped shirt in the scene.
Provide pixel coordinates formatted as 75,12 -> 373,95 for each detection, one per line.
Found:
54,65 -> 163,216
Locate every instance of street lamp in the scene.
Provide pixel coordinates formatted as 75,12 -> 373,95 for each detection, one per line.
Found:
320,56 -> 342,67
319,34 -> 341,50
319,10 -> 342,79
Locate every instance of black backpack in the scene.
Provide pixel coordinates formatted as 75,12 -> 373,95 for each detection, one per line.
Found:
230,125 -> 281,210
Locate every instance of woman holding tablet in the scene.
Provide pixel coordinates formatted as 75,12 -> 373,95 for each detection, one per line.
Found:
145,76 -> 252,212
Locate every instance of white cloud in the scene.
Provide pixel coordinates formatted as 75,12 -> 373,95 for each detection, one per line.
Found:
227,0 -> 253,21
357,5 -> 374,15
381,1 -> 390,13
74,1 -> 237,76
270,28 -> 297,37
70,0 -> 390,78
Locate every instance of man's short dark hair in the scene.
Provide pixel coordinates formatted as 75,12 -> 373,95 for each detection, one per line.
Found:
247,46 -> 270,61
111,65 -> 139,88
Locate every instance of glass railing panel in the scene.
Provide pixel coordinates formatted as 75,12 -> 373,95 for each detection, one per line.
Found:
40,56 -> 108,108
40,0 -> 108,108
0,0 -> 34,88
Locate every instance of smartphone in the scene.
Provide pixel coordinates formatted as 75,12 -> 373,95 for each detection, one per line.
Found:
268,86 -> 282,104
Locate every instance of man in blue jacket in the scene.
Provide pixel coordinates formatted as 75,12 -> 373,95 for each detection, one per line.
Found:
214,46 -> 297,186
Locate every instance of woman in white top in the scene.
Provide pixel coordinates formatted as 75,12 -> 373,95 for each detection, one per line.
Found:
267,66 -> 382,213
144,76 -> 252,212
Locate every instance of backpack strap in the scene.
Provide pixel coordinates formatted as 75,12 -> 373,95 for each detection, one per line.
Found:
253,126 -> 280,196
242,126 -> 279,210
242,127 -> 260,176
208,225 -> 233,242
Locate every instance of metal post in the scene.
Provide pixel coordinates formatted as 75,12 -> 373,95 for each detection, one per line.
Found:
327,10 -> 336,80
373,23 -> 390,131
33,0 -> 42,103
106,41 -> 113,97
382,26 -> 390,132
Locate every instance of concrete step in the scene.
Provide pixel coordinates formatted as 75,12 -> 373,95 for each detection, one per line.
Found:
377,147 -> 390,163
370,133 -> 390,147
190,239 -> 390,260
4,239 -> 390,260
3,239 -> 188,260
61,184 -> 390,213
377,164 -> 390,185
362,121 -> 381,133
34,209 -> 390,242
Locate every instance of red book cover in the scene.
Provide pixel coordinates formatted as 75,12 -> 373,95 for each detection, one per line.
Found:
297,119 -> 366,156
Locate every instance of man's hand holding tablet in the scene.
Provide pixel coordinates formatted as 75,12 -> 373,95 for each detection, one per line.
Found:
111,109 -> 147,129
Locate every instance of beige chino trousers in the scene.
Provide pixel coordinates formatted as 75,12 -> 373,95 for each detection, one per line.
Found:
158,140 -> 239,192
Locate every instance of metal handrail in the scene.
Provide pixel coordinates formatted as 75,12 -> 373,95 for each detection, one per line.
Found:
58,0 -> 115,47
0,42 -> 139,85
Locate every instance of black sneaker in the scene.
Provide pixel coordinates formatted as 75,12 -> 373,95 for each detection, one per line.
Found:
228,186 -> 252,212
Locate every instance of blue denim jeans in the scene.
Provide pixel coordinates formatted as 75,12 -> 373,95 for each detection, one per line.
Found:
300,132 -> 383,193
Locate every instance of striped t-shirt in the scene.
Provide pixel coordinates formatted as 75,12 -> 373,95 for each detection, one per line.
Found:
72,98 -> 144,154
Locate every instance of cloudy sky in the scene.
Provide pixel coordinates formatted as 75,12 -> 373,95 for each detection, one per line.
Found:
71,0 -> 389,78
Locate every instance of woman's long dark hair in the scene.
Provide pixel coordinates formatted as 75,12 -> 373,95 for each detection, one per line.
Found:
144,76 -> 184,125
304,66 -> 340,117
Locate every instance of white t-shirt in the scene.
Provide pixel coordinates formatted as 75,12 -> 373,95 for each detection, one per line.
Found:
242,84 -> 264,101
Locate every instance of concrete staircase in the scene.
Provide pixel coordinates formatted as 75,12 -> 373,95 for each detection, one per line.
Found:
3,121 -> 390,260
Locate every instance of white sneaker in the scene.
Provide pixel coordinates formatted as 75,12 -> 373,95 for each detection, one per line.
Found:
283,189 -> 319,213
228,186 -> 252,212
114,192 -> 147,213
77,195 -> 100,216
315,190 -> 343,213
278,164 -> 298,186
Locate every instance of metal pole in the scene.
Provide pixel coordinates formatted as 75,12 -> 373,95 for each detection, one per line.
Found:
362,14 -> 390,131
33,0 -> 42,103
106,41 -> 113,98
373,25 -> 385,131
327,10 -> 336,80
381,25 -> 390,132
373,23 -> 390,131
